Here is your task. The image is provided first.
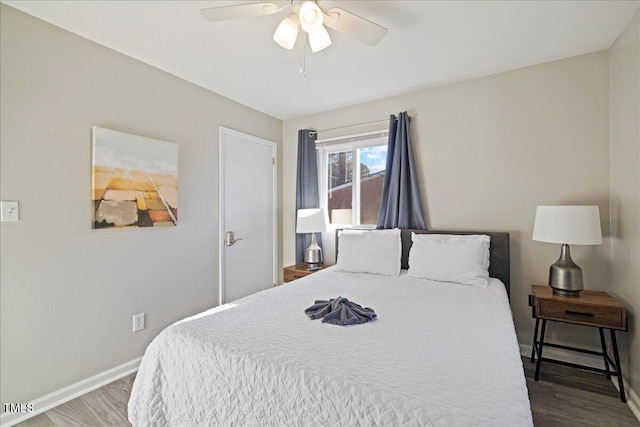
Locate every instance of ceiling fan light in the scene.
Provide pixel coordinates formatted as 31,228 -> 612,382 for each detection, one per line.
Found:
299,1 -> 324,33
273,13 -> 299,50
308,26 -> 331,52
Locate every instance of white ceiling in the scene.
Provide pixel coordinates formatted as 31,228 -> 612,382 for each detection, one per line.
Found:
4,1 -> 639,119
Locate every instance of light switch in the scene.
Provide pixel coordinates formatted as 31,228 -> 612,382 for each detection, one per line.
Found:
1,201 -> 20,222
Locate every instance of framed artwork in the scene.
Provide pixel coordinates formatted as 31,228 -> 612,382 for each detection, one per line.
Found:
92,127 -> 178,229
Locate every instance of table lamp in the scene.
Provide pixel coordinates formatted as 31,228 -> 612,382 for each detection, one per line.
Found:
532,205 -> 602,297
296,208 -> 328,266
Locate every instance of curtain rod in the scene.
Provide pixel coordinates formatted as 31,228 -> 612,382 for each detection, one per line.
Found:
308,114 -> 415,136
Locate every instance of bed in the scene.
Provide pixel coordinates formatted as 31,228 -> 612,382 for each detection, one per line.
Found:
128,229 -> 533,426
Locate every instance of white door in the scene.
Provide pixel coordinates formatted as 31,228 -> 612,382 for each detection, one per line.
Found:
219,127 -> 277,304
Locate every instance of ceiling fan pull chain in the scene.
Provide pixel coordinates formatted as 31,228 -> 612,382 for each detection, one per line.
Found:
299,30 -> 307,78
299,50 -> 306,77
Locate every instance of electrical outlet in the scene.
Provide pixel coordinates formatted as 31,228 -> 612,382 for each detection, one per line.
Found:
133,313 -> 145,332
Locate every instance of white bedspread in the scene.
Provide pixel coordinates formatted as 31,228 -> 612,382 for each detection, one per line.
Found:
129,268 -> 533,426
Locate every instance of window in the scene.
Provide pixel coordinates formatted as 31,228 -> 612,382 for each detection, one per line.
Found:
318,134 -> 388,228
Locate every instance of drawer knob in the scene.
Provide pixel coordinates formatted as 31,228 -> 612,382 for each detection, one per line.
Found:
565,310 -> 594,317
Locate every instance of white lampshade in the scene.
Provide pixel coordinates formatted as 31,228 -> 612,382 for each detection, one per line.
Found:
331,208 -> 352,225
273,13 -> 299,50
296,208 -> 328,233
298,1 -> 324,33
532,206 -> 602,245
308,26 -> 331,52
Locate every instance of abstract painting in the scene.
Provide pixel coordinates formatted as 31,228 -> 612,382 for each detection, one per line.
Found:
92,127 -> 178,229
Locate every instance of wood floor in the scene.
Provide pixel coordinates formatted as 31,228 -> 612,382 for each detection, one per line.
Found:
15,376 -> 134,427
16,357 -> 639,426
522,357 -> 638,426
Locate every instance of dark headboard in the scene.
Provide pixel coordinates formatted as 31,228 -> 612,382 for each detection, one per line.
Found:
335,229 -> 510,296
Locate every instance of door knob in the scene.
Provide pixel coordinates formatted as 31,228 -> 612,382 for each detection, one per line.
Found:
225,231 -> 243,246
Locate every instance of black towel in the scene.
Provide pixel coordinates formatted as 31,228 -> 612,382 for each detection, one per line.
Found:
305,297 -> 377,326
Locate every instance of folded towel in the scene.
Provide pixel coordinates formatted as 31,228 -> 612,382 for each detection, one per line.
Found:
305,297 -> 377,326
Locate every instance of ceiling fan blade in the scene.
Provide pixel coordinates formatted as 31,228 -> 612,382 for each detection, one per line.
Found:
323,8 -> 388,47
200,1 -> 290,23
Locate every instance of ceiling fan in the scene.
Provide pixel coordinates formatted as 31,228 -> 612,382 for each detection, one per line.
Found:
199,1 -> 388,53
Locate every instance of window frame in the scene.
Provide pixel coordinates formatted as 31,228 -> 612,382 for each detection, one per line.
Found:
317,135 -> 388,230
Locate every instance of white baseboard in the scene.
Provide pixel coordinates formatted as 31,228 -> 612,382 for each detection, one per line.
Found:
0,357 -> 141,427
519,343 -> 640,423
611,373 -> 640,422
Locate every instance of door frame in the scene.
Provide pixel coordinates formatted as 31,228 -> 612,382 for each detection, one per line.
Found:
218,126 -> 277,305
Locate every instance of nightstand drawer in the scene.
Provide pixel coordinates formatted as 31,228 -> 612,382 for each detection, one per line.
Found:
538,299 -> 624,329
283,263 -> 328,283
283,269 -> 311,282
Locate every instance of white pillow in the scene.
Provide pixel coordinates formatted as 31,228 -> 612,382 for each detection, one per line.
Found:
407,233 -> 490,286
335,228 -> 401,276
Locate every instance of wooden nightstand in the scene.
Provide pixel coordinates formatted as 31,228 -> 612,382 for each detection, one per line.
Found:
283,263 -> 328,283
529,285 -> 628,402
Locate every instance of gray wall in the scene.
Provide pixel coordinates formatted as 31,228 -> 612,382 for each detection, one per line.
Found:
0,4 -> 282,404
283,51 -> 612,357
3,0 -> 636,411
610,10 -> 640,395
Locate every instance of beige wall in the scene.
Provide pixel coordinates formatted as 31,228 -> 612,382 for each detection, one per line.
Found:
283,51 -> 611,352
610,10 -> 640,395
0,5 -> 281,404
2,0 -> 634,411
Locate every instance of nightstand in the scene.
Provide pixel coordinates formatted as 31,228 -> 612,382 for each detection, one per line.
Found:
529,285 -> 628,402
283,263 -> 328,283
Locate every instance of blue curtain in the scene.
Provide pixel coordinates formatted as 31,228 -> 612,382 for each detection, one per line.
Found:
296,129 -> 322,263
377,112 -> 427,229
